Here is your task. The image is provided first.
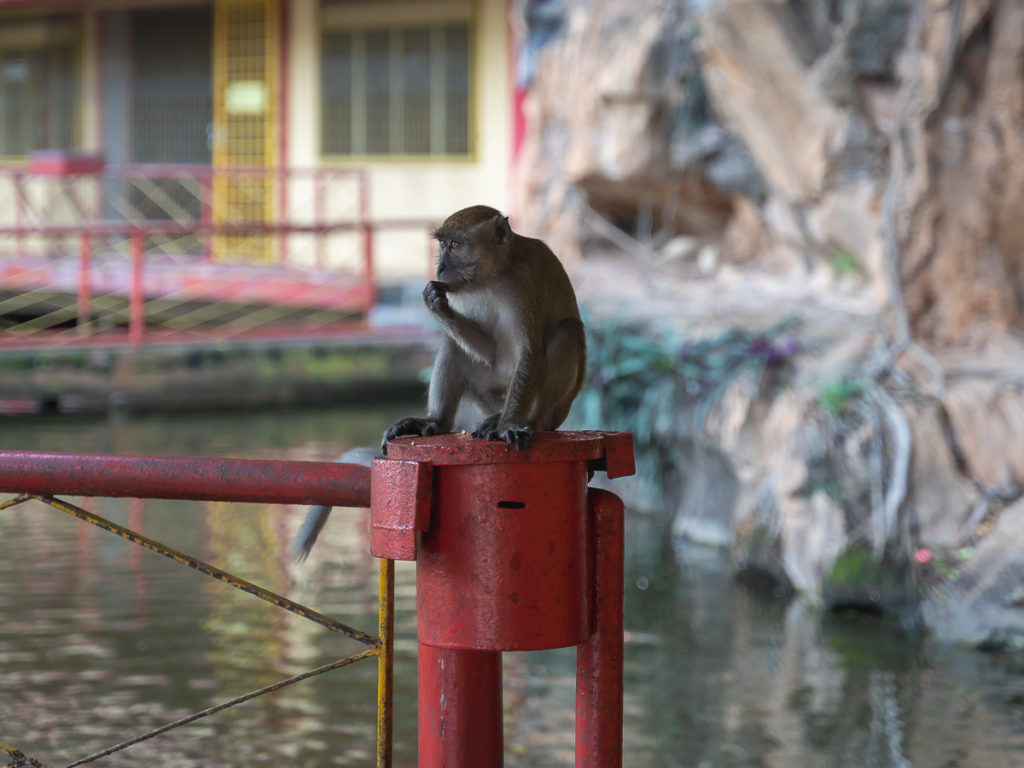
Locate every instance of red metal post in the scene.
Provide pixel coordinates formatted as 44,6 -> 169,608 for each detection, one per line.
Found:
415,459 -> 590,650
369,458 -> 431,560
418,646 -> 503,768
363,221 -> 376,308
77,232 -> 92,332
370,431 -> 634,767
359,171 -> 377,308
315,171 -> 325,269
576,488 -> 625,768
130,229 -> 145,347
200,168 -> 213,260
15,171 -> 24,257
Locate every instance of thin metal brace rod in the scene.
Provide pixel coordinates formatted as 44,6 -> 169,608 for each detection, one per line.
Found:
0,494 -> 30,512
33,494 -> 381,646
2,493 -> 395,767
64,648 -> 379,768
376,557 -> 395,768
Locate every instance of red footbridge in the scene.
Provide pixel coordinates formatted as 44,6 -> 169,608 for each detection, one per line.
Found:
0,158 -> 436,350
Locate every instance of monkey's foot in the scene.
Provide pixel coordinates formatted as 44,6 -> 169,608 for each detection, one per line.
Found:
470,413 -> 501,439
498,426 -> 535,451
381,417 -> 441,454
474,419 -> 534,451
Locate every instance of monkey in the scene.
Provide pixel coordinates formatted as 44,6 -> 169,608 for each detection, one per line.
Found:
382,204 -> 586,453
292,206 -> 585,563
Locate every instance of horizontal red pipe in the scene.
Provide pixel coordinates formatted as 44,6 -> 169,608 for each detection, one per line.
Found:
0,451 -> 370,507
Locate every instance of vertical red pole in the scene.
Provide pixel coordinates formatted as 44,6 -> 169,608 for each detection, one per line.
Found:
130,229 -> 145,347
576,488 -> 625,768
77,232 -> 92,332
201,170 -> 213,260
15,172 -> 24,257
418,645 -> 503,768
362,223 -> 376,310
360,171 -> 377,309
314,172 -> 325,269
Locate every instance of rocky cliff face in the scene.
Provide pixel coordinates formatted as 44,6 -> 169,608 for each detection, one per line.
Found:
517,0 -> 1024,648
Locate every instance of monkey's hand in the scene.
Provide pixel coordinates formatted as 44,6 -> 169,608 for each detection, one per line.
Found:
423,281 -> 453,318
381,416 -> 442,454
474,416 -> 534,451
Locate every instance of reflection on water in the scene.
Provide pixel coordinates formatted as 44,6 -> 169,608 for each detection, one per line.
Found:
2,407 -> 1024,767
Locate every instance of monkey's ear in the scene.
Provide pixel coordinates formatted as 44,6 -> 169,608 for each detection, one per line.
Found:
495,215 -> 512,245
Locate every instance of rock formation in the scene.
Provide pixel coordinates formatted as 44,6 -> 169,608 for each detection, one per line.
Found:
516,0 -> 1024,648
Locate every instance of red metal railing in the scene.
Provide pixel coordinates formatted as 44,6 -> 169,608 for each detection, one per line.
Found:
0,449 -> 393,768
0,163 -> 437,347
0,450 -> 370,505
0,431 -> 635,767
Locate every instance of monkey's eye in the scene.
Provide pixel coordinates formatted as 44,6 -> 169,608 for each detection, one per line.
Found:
448,240 -> 461,251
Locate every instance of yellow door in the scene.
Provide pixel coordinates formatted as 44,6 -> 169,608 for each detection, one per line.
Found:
212,0 -> 278,262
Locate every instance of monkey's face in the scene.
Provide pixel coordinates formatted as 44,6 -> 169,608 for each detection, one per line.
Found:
435,236 -> 481,290
433,208 -> 511,291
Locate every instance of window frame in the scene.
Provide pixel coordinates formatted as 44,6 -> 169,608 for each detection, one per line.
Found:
319,0 -> 476,163
0,14 -> 83,160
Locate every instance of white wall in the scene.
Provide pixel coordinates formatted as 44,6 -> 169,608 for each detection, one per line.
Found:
286,0 -> 513,283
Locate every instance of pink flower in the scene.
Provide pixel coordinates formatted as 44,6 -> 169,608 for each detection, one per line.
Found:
914,548 -> 932,565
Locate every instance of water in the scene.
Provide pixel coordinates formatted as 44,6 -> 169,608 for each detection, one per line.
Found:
2,407 -> 1024,767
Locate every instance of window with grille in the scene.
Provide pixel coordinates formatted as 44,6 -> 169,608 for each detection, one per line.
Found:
321,2 -> 471,158
130,6 -> 213,165
125,6 -> 212,240
0,17 -> 80,157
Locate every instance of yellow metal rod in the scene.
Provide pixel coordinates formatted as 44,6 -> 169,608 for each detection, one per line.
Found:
376,557 -> 395,768
0,495 -> 30,512
5,492 -> 396,766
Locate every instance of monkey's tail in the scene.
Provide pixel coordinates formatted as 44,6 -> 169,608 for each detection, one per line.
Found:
292,505 -> 332,563
291,445 -> 380,563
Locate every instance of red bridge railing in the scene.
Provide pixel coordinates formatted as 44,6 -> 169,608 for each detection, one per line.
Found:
0,163 -> 437,347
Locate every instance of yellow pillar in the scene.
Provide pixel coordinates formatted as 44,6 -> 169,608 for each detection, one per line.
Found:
212,0 -> 279,262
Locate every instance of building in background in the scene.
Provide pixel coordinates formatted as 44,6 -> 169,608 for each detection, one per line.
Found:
0,0 -> 515,285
